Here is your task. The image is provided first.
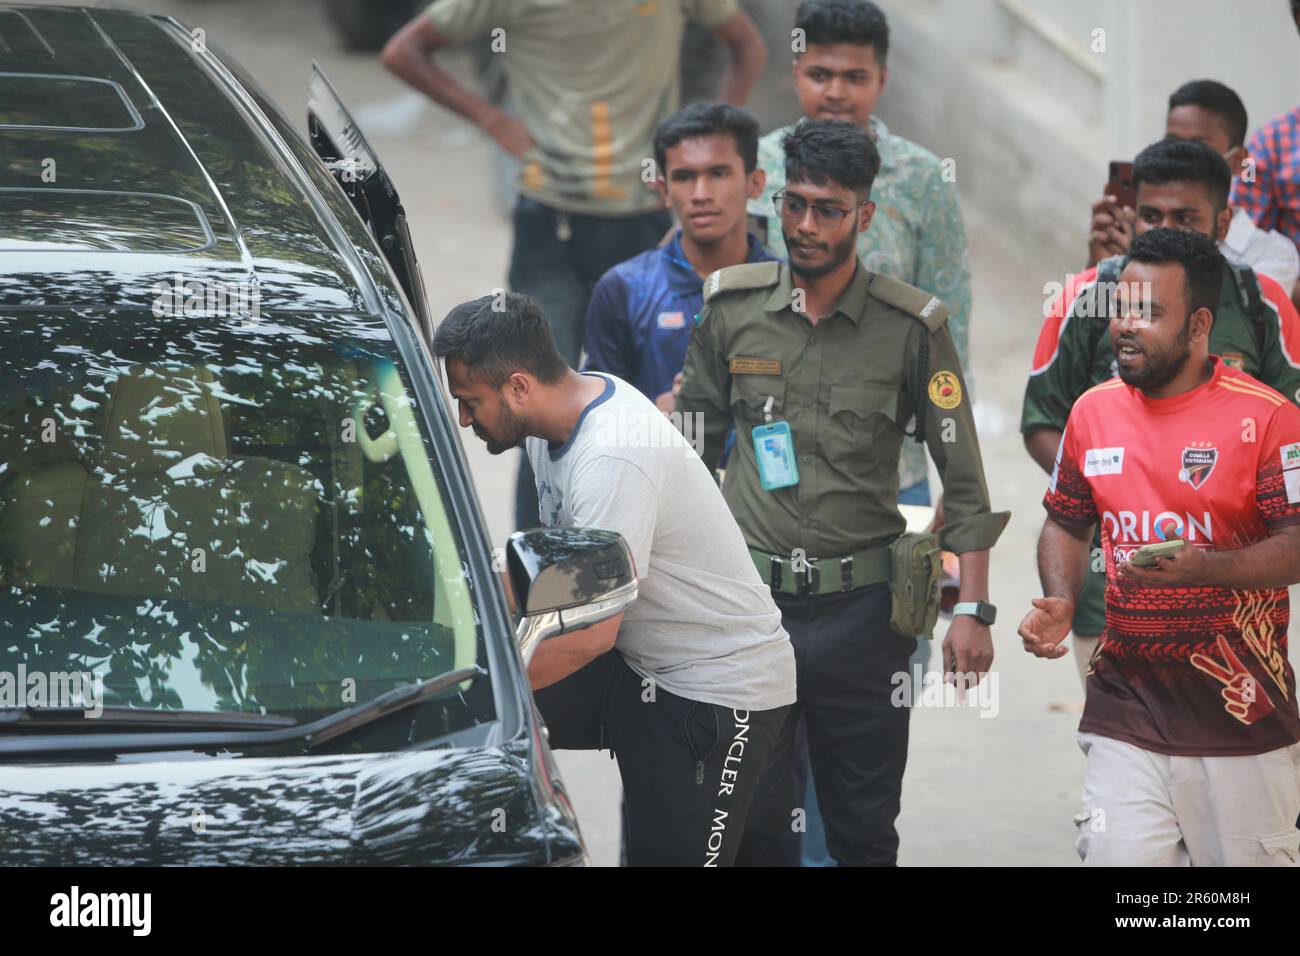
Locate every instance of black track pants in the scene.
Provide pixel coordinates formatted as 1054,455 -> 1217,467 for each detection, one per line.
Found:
533,649 -> 793,866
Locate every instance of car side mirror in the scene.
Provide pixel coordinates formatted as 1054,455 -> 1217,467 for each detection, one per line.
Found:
506,528 -> 638,665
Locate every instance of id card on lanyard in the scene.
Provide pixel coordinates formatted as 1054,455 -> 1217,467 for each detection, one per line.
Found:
752,395 -> 799,491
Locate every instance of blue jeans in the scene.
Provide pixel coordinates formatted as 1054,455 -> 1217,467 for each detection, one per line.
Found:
794,477 -> 931,866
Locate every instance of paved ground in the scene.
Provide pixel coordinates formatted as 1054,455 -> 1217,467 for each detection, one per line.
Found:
61,0 -> 1299,866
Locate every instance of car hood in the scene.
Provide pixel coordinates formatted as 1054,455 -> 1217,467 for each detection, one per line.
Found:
0,744 -> 570,865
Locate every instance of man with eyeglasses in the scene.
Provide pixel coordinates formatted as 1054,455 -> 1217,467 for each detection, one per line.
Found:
752,0 -> 972,513
748,0 -> 973,864
678,119 -> 1007,866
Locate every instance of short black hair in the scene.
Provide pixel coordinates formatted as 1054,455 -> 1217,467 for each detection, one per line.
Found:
432,293 -> 568,388
1167,79 -> 1249,148
1133,137 -> 1232,213
1124,227 -> 1225,319
795,0 -> 889,63
782,118 -> 880,199
653,102 -> 760,175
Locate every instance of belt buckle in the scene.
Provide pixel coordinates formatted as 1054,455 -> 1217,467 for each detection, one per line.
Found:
768,555 -> 782,592
840,555 -> 854,592
797,557 -> 820,596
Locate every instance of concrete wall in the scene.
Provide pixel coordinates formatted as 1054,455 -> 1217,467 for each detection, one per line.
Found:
869,0 -> 1300,277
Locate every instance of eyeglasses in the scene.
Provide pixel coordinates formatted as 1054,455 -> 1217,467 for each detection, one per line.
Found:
773,189 -> 867,227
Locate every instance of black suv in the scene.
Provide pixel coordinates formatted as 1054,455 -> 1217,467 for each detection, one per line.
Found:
0,3 -> 635,865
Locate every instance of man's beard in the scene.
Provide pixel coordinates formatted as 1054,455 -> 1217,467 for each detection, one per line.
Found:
479,399 -> 530,455
1115,320 -> 1191,390
784,228 -> 857,279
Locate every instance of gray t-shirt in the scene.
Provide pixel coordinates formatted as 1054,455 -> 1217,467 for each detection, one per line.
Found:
527,374 -> 795,712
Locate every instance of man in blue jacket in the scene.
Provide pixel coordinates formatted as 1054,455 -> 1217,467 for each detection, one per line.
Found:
583,103 -> 774,412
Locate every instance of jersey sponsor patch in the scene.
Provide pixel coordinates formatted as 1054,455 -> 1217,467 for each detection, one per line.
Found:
1083,446 -> 1124,477
729,356 -> 781,375
1287,468 -> 1300,505
656,311 -> 685,329
928,370 -> 962,409
1179,444 -> 1218,489
1282,441 -> 1300,471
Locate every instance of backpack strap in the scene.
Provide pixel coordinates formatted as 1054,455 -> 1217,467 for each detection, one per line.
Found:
1229,262 -> 1269,359
1086,255 -> 1124,360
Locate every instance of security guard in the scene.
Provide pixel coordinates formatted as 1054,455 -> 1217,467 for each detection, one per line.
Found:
678,119 -> 1009,865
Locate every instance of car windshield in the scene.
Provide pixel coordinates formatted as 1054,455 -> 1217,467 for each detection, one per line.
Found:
0,310 -> 493,736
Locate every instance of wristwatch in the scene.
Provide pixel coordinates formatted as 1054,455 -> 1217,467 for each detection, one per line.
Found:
953,601 -> 997,626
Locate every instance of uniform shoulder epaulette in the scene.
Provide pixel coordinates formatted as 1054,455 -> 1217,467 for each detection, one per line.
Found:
703,261 -> 782,304
868,273 -> 948,333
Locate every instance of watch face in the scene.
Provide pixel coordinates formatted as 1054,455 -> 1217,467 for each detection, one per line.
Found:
979,603 -> 997,625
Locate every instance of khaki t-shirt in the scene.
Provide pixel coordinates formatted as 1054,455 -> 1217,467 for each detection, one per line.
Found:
426,0 -> 738,215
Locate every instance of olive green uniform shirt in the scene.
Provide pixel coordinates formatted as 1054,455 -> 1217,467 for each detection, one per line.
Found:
678,260 -> 1008,558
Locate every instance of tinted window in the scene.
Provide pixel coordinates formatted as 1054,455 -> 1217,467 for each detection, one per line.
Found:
0,312 -> 492,738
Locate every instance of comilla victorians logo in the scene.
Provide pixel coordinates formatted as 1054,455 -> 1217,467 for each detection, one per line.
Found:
1178,442 -> 1218,489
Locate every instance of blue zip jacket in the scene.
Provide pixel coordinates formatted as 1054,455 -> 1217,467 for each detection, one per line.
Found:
582,230 -> 775,399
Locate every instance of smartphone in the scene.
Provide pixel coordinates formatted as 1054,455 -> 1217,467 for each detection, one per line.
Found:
1130,539 -> 1185,568
1104,160 -> 1136,209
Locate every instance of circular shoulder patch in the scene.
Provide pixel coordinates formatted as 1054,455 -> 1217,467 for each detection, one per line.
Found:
928,371 -> 962,409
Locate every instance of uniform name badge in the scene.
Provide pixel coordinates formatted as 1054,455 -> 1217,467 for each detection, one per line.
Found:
752,395 -> 799,491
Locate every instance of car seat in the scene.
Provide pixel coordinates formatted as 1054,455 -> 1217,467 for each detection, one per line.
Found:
0,364 -> 321,614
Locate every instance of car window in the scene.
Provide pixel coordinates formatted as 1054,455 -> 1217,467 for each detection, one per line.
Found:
0,311 -> 493,737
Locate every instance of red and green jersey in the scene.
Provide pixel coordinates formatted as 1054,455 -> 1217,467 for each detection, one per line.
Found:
1044,357 -> 1300,756
1022,260 -> 1300,436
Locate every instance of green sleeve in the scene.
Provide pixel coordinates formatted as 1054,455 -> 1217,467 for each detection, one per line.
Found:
1257,304 -> 1300,409
678,305 -> 734,472
1020,301 -> 1096,436
910,322 -> 1009,553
